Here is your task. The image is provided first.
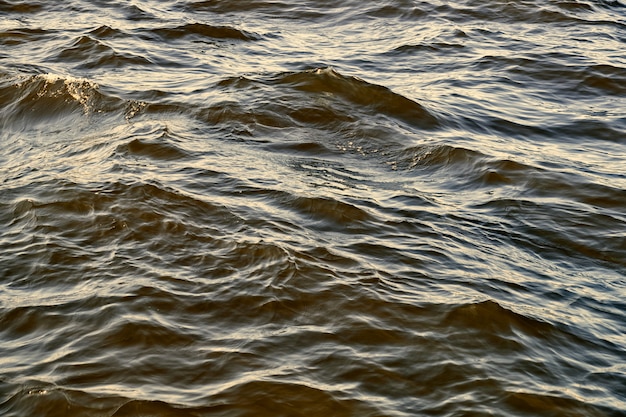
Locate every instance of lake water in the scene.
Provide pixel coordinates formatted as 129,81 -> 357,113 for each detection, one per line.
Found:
1,1 -> 625,416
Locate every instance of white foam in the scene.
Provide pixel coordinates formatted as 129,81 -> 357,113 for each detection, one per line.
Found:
34,73 -> 100,113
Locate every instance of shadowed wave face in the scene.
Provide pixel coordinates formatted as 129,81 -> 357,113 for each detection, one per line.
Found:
1,0 -> 625,416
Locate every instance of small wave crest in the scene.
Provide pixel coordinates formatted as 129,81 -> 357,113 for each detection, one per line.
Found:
0,72 -> 124,125
54,35 -> 153,69
149,23 -> 260,42
277,67 -> 440,129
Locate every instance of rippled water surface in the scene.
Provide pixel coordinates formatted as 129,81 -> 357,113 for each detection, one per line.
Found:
1,0 -> 626,416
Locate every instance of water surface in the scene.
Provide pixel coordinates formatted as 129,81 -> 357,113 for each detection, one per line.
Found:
1,0 -> 625,416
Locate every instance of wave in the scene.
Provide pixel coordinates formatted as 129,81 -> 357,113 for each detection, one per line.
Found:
362,0 -> 624,25
182,0 -> 292,13
114,124 -> 193,161
87,25 -> 126,39
483,198 -> 626,267
117,138 -> 190,161
0,0 -> 43,13
505,58 -> 626,97
148,23 -> 260,42
2,172 -> 624,416
53,35 -> 153,69
0,28 -> 54,47
390,42 -> 467,55
0,72 -> 125,124
181,0 -> 351,21
0,71 -> 200,131
180,67 -> 441,150
0,379 -> 378,417
3,295 -> 622,416
276,67 -> 440,130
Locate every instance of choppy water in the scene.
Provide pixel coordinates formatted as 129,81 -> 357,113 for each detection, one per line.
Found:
1,0 -> 626,416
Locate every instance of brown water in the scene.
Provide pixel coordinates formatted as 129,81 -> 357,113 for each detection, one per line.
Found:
1,1 -> 625,416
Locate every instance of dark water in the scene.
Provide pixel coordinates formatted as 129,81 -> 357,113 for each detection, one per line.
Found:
1,0 -> 625,416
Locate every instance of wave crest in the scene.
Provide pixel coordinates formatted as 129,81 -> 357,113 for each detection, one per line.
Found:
0,73 -> 124,123
278,67 -> 440,129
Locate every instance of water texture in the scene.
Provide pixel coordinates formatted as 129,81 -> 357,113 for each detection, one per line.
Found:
1,0 -> 625,416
